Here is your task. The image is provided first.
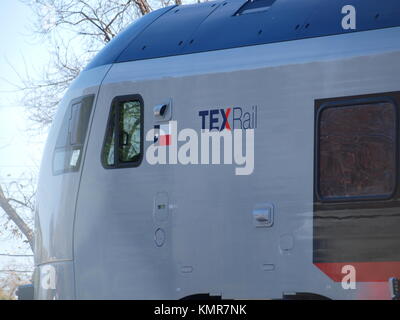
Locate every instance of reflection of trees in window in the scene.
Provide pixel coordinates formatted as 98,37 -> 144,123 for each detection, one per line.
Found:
319,102 -> 396,199
103,117 -> 115,166
103,105 -> 116,166
119,102 -> 141,163
102,98 -> 142,168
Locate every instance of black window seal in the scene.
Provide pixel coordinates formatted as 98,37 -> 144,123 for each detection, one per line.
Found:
314,95 -> 399,203
101,94 -> 144,169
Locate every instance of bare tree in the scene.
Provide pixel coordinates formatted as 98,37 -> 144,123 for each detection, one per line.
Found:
0,271 -> 32,299
16,0 -> 203,129
8,39 -> 84,129
18,0 -> 155,129
0,174 -> 35,252
27,0 -> 152,44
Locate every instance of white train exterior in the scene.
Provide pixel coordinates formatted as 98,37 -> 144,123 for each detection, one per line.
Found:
33,0 -> 400,299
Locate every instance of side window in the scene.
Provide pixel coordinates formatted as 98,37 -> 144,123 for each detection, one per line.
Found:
317,99 -> 397,201
102,96 -> 143,168
53,95 -> 95,175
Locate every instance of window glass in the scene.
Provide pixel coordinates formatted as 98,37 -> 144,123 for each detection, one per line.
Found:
53,95 -> 94,175
119,101 -> 142,163
102,97 -> 143,168
318,101 -> 396,200
103,108 -> 116,166
69,101 -> 92,146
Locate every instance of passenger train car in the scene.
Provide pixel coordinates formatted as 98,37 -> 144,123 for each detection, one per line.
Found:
33,0 -> 400,299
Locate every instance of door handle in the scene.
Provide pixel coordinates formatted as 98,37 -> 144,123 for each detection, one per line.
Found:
253,204 -> 274,228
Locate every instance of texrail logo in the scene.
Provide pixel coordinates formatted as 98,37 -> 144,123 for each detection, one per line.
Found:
199,108 -> 232,131
199,106 -> 257,131
145,106 -> 257,175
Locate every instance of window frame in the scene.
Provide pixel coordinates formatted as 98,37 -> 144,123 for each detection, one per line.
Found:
101,94 -> 144,169
52,94 -> 95,176
315,95 -> 399,203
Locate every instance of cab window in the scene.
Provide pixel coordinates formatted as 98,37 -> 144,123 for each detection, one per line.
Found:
102,95 -> 143,168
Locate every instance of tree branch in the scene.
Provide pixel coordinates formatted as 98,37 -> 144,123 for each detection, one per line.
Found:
0,185 -> 34,252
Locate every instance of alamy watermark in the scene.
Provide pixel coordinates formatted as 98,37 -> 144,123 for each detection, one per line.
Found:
145,121 -> 255,176
341,265 -> 356,290
342,5 -> 357,30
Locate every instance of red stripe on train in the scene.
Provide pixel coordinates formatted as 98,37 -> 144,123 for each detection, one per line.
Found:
315,261 -> 400,282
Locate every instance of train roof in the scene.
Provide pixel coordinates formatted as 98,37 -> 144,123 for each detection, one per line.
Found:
86,0 -> 400,70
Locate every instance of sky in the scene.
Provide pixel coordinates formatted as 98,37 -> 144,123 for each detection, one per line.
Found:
0,0 -> 49,275
0,0 -> 49,171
